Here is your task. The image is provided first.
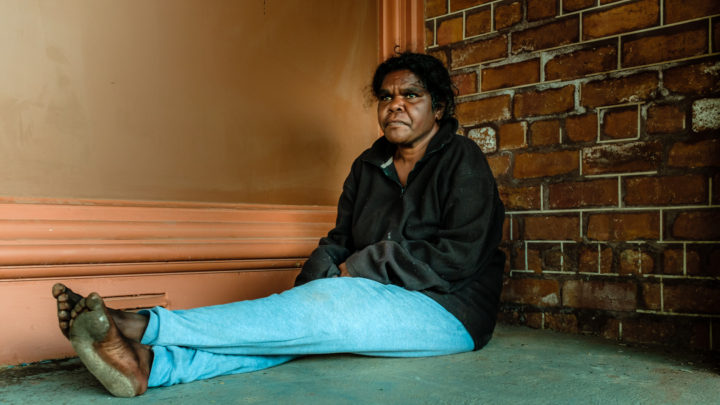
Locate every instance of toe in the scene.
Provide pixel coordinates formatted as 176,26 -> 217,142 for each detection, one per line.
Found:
58,310 -> 70,320
52,283 -> 66,298
86,293 -> 105,312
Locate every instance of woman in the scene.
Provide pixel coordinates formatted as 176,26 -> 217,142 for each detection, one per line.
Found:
52,52 -> 505,397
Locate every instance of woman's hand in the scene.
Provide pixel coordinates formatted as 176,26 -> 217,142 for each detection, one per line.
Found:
338,263 -> 351,277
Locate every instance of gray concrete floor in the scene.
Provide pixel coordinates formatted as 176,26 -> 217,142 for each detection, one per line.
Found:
1,324 -> 718,404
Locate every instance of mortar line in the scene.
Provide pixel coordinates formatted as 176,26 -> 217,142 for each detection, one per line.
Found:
433,18 -> 437,47
541,312 -> 546,329
619,321 -> 623,341
710,320 -> 714,351
709,177 -> 713,206
491,3 -> 495,32
597,243 -> 601,273
506,204 -> 720,215
524,241 -> 528,270
636,309 -> 720,319
682,243 -> 687,276
659,208 -> 664,242
617,36 -> 622,69
462,10 -> 467,40
618,175 -> 623,208
540,184 -> 544,211
660,0 -> 664,25
642,273 -> 720,280
560,241 -> 565,271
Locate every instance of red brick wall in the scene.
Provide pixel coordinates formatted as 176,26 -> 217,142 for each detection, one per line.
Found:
425,0 -> 719,350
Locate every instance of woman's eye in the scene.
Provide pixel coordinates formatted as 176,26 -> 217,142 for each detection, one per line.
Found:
405,93 -> 418,99
379,95 -> 392,101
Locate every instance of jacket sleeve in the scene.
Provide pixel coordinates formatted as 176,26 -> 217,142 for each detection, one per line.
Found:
344,154 -> 504,293
294,160 -> 360,286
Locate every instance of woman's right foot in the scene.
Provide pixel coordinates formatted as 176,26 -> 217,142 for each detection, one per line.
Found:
69,292 -> 151,397
53,283 -> 149,341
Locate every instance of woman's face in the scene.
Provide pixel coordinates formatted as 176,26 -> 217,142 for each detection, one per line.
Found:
377,70 -> 441,148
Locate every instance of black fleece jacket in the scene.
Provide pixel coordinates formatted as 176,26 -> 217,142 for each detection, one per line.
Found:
295,118 -> 506,350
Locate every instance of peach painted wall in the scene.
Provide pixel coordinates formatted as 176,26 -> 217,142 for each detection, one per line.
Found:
0,0 -> 378,205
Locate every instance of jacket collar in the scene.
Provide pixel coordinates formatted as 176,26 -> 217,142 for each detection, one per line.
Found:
361,118 -> 459,168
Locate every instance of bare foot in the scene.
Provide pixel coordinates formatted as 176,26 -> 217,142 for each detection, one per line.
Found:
53,283 -> 149,341
69,292 -> 152,397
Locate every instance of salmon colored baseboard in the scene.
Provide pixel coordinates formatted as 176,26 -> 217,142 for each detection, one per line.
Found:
0,198 -> 335,365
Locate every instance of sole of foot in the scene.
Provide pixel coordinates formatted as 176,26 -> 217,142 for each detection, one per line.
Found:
69,293 -> 148,398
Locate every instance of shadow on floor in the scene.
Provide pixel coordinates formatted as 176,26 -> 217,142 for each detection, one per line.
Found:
1,324 -> 718,404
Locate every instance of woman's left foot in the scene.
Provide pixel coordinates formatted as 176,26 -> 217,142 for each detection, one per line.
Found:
69,292 -> 152,397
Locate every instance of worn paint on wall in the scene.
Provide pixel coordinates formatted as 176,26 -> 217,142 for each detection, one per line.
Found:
0,0 -> 378,205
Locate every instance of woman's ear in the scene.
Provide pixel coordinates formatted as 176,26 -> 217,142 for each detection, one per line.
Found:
434,104 -> 445,120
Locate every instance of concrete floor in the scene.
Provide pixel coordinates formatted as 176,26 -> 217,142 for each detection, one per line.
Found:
1,324 -> 718,405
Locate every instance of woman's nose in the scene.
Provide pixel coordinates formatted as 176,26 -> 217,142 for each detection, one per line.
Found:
388,95 -> 404,111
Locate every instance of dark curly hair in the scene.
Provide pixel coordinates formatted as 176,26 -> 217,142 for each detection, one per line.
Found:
371,52 -> 456,122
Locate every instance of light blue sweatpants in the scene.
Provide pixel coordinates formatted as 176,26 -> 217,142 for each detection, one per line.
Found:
140,277 -> 474,387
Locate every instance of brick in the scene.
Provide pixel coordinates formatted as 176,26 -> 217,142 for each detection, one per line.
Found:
512,17 -> 579,54
622,22 -> 708,68
663,282 -> 720,314
545,44 -> 618,81
563,0 -> 595,12
565,113 -> 597,142
692,98 -> 720,132
502,219 -> 510,241
481,59 -> 540,91
581,72 -> 658,107
527,0 -> 557,21
437,16 -> 464,46
582,141 -> 662,175
665,0 -> 720,24
456,95 -> 511,126
586,212 -> 660,241
527,248 -> 543,272
512,244 -> 542,270
664,60 -> 720,95
545,313 -> 579,333
497,122 -> 526,150
487,154 -> 511,177
619,248 -> 654,275
671,210 -> 720,240
495,1 -> 523,30
601,106 -> 638,140
428,49 -> 448,68
425,21 -> 434,47
640,282 -> 661,310
514,85 -> 575,118
579,245 -> 613,273
514,150 -> 579,178
548,178 -> 618,209
562,280 -> 636,311
715,173 -> 720,205
498,185 -> 541,210
427,0 -> 448,17
662,247 -> 685,275
684,248 -> 703,276
602,319 -> 621,340
583,0 -> 659,40
530,120 -> 560,145
467,127 -> 496,153
668,138 -> 720,168
499,245 -> 512,271
452,72 -> 477,96
715,17 -> 720,53
451,0 -> 493,12
451,35 -> 508,68
525,312 -> 544,328
465,7 -> 492,37
646,104 -> 685,134
620,318 -> 680,345
524,215 -> 580,241
706,246 -> 720,277
501,278 -> 560,306
624,175 -> 707,206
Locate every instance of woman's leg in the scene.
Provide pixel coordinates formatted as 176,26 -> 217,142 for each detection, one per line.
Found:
142,277 -> 473,386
